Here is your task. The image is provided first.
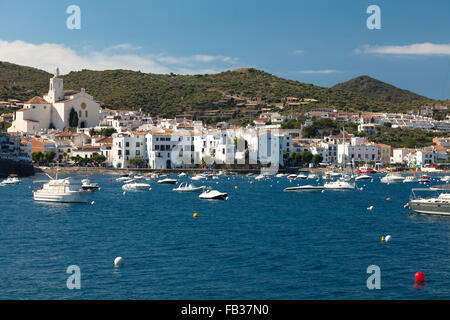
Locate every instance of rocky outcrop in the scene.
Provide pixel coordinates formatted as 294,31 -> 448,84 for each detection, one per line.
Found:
0,159 -> 34,178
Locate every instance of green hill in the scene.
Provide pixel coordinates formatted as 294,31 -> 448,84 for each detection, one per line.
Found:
0,62 -> 438,119
332,75 -> 428,104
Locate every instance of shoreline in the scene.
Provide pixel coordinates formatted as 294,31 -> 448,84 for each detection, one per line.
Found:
34,166 -> 450,176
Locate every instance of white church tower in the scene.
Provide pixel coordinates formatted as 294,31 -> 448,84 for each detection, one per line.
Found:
46,67 -> 64,103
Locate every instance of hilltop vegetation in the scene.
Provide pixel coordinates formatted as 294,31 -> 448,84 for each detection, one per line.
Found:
0,62 -> 440,119
332,75 -> 429,104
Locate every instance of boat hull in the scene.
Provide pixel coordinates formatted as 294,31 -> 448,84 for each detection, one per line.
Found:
407,201 -> 450,216
284,186 -> 324,192
33,191 -> 90,203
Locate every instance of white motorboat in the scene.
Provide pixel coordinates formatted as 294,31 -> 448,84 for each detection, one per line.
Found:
307,173 -> 318,179
116,174 -> 131,182
296,174 -> 308,179
0,175 -> 21,185
173,182 -> 206,193
191,174 -> 207,181
284,185 -> 324,192
405,189 -> 450,216
287,174 -> 297,180
122,181 -> 151,191
178,172 -> 187,177
440,176 -> 450,182
380,174 -> 404,184
355,174 -> 372,181
323,180 -> 356,190
157,178 -> 177,184
403,176 -> 418,183
275,173 -> 285,178
199,189 -> 228,200
33,176 -> 91,203
81,179 -> 100,192
255,174 -> 265,180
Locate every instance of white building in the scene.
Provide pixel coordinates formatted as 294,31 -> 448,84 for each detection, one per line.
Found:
111,131 -> 148,168
8,68 -> 100,134
337,138 -> 378,164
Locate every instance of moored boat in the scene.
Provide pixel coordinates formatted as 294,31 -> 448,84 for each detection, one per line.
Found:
0,174 -> 21,185
405,188 -> 450,216
122,181 -> 151,191
199,189 -> 228,200
284,185 -> 324,192
157,178 -> 177,184
381,174 -> 404,184
173,182 -> 206,193
323,179 -> 356,190
33,176 -> 91,203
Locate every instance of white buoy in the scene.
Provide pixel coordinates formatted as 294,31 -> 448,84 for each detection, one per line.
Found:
91,201 -> 95,205
367,206 -> 374,211
385,235 -> 391,242
123,191 -> 126,195
321,190 -> 325,193
114,256 -> 124,267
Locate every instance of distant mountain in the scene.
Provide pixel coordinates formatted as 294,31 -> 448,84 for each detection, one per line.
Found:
332,75 -> 429,104
0,62 -> 438,119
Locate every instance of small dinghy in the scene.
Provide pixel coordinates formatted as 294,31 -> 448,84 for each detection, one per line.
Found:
355,174 -> 372,181
157,178 -> 177,184
199,189 -> 228,200
122,181 -> 151,191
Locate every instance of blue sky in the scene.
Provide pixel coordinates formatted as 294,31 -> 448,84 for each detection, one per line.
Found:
0,0 -> 449,99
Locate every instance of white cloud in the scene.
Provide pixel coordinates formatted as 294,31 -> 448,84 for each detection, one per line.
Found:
0,39 -> 238,75
356,43 -> 450,55
296,69 -> 341,74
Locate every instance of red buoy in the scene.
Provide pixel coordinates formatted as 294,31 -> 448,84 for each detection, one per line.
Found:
415,272 -> 425,282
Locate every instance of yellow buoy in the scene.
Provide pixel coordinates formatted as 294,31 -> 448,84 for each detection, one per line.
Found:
234,186 -> 238,189
381,236 -> 385,242
193,212 -> 199,218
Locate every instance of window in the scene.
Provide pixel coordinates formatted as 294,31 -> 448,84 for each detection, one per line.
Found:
125,142 -> 129,147
136,150 -> 140,156
118,150 -> 122,155
81,103 -> 86,110
136,142 -> 140,147
85,111 -> 88,117
79,110 -> 82,117
125,150 -> 130,156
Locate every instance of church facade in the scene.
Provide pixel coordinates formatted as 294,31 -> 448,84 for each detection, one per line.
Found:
8,68 -> 100,134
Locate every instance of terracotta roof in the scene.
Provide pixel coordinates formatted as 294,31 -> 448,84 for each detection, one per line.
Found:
26,96 -> 50,104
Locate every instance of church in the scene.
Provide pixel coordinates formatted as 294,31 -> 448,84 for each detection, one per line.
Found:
8,68 -> 100,134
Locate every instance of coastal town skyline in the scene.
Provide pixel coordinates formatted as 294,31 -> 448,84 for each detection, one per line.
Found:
0,0 -> 449,100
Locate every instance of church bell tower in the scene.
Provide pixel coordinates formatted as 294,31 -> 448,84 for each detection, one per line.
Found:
47,67 -> 64,102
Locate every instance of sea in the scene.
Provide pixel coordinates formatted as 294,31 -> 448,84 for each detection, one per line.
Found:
0,173 -> 448,299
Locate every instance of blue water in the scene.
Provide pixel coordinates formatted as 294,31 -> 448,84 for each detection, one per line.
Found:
0,173 -> 448,300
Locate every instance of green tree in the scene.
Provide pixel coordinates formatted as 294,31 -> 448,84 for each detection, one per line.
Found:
300,151 -> 313,164
69,108 -> 79,128
91,154 -> 107,166
313,154 -> 324,164
128,157 -> 146,168
99,128 -> 117,137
